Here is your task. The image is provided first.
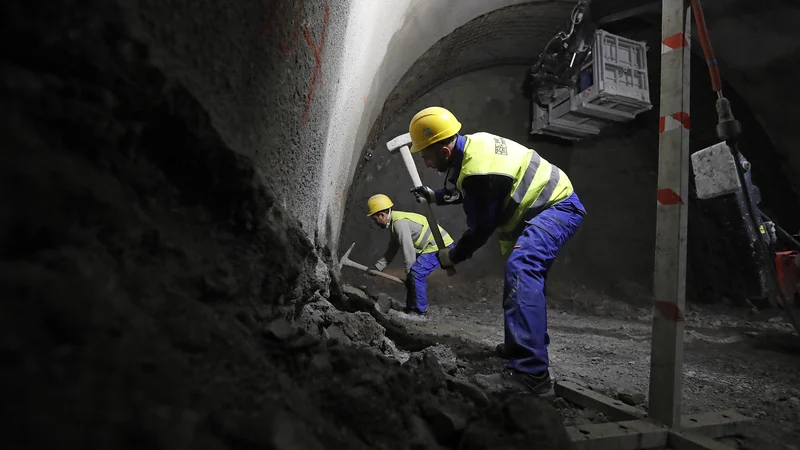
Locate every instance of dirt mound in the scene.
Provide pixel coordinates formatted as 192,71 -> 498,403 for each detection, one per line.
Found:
267,324 -> 575,449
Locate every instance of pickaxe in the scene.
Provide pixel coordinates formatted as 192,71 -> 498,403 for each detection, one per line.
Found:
338,242 -> 404,284
386,133 -> 455,276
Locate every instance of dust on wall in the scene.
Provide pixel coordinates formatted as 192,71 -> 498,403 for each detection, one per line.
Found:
119,0 -> 353,248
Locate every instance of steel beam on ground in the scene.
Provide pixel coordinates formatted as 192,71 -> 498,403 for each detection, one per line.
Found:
566,420 -> 668,450
668,431 -> 739,450
680,410 -> 753,438
554,381 -> 645,421
555,380 -> 752,449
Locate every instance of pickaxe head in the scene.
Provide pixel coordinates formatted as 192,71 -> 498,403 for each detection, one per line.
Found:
338,242 -> 356,271
386,133 -> 413,154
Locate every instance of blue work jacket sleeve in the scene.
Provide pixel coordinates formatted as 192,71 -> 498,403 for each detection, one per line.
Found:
449,174 -> 513,263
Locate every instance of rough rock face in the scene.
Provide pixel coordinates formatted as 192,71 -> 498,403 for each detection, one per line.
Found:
1,1 -> 576,449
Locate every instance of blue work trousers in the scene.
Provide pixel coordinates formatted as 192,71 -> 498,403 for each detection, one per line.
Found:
406,244 -> 453,312
504,193 -> 586,375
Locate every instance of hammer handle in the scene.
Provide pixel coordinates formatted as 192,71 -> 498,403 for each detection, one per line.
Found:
398,145 -> 455,276
399,144 -> 424,187
419,198 -> 456,276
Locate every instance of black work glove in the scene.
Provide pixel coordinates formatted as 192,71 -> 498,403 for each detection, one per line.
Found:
436,248 -> 455,269
409,185 -> 435,204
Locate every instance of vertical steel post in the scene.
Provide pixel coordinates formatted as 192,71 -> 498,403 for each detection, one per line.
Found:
649,0 -> 692,428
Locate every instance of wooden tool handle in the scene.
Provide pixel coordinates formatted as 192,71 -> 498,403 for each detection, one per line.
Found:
369,270 -> 405,284
399,145 -> 424,187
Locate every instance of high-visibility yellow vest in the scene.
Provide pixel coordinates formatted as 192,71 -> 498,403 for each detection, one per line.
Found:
391,211 -> 454,254
456,132 -> 574,255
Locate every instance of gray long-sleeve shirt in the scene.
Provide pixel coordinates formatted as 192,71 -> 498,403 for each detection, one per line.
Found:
374,213 -> 424,274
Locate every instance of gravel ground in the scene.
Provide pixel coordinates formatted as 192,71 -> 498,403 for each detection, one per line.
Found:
359,278 -> 800,450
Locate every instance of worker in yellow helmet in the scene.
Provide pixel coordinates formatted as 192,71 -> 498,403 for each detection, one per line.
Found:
407,106 -> 586,395
366,194 -> 454,318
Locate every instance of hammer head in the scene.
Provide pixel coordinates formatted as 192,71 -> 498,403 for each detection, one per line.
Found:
386,133 -> 412,154
338,242 -> 356,270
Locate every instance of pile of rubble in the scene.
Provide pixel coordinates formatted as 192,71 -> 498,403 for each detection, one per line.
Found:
260,284 -> 577,450
0,3 -> 577,442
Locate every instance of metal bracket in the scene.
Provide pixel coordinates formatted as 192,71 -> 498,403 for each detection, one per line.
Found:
556,381 -> 753,450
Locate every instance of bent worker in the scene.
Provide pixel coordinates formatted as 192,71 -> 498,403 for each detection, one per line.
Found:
366,193 -> 454,317
407,106 -> 586,395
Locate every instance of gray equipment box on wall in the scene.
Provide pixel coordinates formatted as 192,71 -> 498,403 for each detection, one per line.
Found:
531,30 -> 653,141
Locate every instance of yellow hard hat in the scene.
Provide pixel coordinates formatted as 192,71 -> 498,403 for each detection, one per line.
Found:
409,106 -> 462,153
366,194 -> 394,216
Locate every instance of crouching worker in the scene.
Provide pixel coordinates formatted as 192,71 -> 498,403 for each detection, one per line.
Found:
366,194 -> 454,317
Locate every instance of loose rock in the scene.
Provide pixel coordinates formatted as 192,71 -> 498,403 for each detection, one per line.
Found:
267,318 -> 295,341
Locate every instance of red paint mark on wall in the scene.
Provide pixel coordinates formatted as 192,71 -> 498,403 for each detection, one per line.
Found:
301,2 -> 330,124
264,0 -> 330,126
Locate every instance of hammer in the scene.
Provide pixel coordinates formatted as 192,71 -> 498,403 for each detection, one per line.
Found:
338,242 -> 405,284
386,133 -> 456,276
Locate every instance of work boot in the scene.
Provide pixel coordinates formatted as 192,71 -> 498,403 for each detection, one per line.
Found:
472,370 -> 553,396
494,343 -> 511,359
391,308 -> 427,322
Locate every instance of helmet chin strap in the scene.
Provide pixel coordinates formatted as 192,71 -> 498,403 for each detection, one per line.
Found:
382,210 -> 392,229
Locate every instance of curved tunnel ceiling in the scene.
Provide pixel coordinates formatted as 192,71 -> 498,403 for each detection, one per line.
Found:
349,1 -> 575,215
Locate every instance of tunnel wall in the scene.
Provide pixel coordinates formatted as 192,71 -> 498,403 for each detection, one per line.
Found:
120,0 -> 353,248
121,0 -> 561,251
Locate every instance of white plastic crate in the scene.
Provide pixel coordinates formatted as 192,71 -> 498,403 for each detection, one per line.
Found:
530,29 -> 653,141
532,90 -> 601,140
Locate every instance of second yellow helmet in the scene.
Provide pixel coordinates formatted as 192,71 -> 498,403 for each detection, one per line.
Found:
366,194 -> 394,216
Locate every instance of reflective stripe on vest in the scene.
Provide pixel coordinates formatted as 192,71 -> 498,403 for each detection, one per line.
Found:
456,132 -> 574,254
391,211 -> 454,254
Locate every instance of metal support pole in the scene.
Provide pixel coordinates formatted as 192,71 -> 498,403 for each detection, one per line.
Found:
649,0 -> 692,428
555,6 -> 752,449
